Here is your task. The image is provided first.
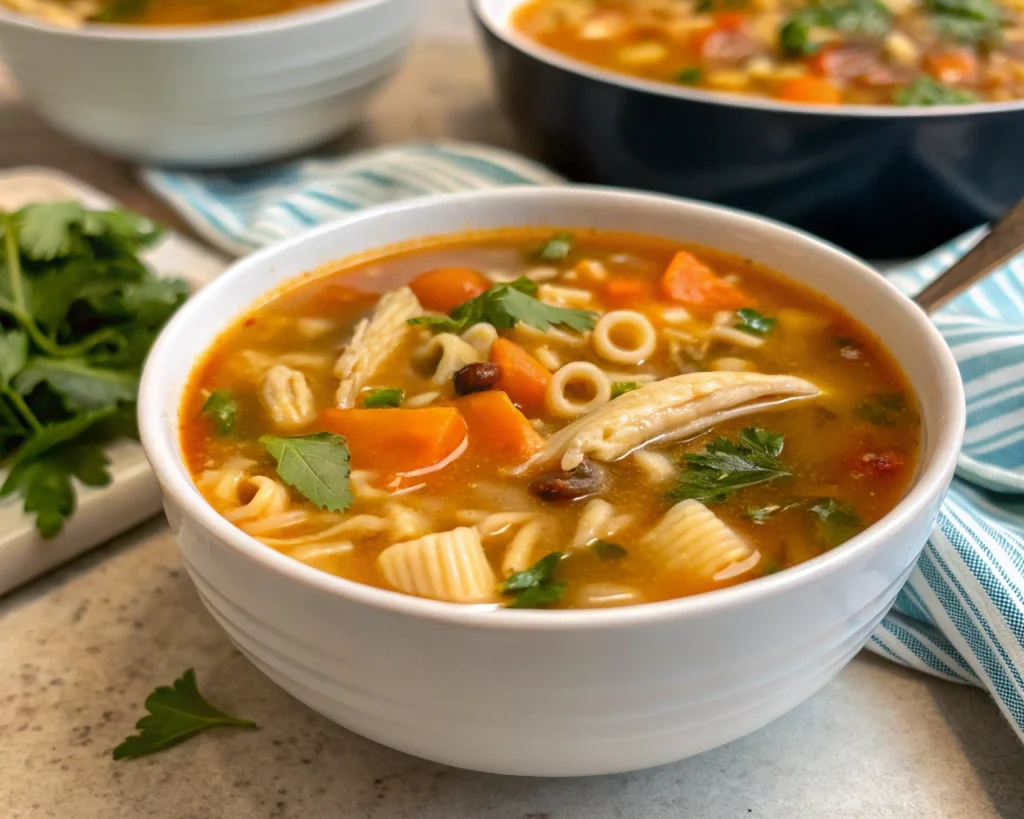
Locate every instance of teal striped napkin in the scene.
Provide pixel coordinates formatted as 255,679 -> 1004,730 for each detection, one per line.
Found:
142,142 -> 1024,744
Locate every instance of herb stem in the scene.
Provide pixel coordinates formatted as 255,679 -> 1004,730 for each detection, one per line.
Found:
0,394 -> 26,432
1,385 -> 41,432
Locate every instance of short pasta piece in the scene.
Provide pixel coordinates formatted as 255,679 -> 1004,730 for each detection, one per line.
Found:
378,527 -> 497,603
631,450 -> 676,485
502,519 -> 544,576
571,499 -> 631,549
226,476 -> 290,522
546,361 -> 613,419
710,357 -> 757,372
537,283 -> 595,307
642,499 -> 759,581
574,583 -> 645,608
417,332 -> 481,385
259,364 -> 316,431
592,310 -> 658,364
710,326 -> 765,349
461,322 -> 499,358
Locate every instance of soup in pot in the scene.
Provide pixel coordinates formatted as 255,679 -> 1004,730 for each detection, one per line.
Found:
181,230 -> 920,609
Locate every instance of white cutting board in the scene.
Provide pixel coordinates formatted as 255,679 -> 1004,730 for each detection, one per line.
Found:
0,168 -> 227,596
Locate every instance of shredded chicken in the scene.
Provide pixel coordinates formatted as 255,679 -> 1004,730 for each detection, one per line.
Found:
511,371 -> 819,475
334,287 -> 420,408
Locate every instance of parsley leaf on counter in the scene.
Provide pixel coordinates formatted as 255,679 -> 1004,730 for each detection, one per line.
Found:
113,668 -> 257,761
200,390 -> 237,436
261,432 -> 353,513
670,428 -> 791,504
409,276 -> 597,334
0,203 -> 183,537
734,308 -> 776,337
502,551 -> 567,608
532,232 -> 574,262
810,498 -> 863,546
893,76 -> 980,105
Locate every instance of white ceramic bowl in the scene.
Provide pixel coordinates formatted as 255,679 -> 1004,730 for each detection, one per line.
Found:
139,187 -> 965,776
0,0 -> 420,166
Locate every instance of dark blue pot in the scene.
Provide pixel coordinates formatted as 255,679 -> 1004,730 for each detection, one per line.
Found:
472,0 -> 1024,258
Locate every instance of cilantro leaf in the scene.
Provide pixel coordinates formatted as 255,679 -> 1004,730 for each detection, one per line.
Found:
363,388 -> 404,409
0,328 -> 27,384
924,0 -> 1003,44
112,668 -> 257,761
746,505 -> 782,523
734,308 -> 776,337
502,551 -> 567,608
809,498 -> 863,547
893,77 -> 979,105
611,381 -> 641,399
780,0 -> 891,56
200,390 -> 237,436
409,277 -> 597,335
590,540 -> 627,559
6,409 -> 116,469
14,357 -> 138,411
17,202 -> 87,260
670,427 -> 790,504
260,432 -> 353,513
532,232 -> 574,262
675,67 -> 703,84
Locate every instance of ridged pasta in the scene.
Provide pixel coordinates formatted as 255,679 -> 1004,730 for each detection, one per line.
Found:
385,503 -> 433,541
417,332 -> 481,384
631,450 -> 676,485
259,364 -> 316,431
226,476 -> 290,523
502,519 -> 544,576
514,371 -> 819,474
335,287 -> 420,407
592,310 -> 657,364
461,322 -> 498,358
571,499 -> 631,549
546,361 -> 613,419
642,499 -> 759,581
378,527 -> 497,603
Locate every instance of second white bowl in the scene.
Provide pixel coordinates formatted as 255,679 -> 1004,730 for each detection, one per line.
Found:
0,0 -> 420,166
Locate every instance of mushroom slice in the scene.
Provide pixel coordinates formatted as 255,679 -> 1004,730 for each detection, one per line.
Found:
334,287 -> 420,408
511,371 -> 819,475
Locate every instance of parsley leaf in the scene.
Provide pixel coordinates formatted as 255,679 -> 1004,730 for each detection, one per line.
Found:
0,329 -> 28,385
780,0 -> 891,55
924,0 -> 1003,44
409,277 -> 597,334
746,505 -> 782,523
809,498 -> 863,547
893,77 -> 979,105
363,388 -> 404,409
532,232 -> 574,262
112,668 -> 257,761
14,357 -> 138,411
855,392 -> 907,426
670,428 -> 791,504
675,67 -> 703,84
201,390 -> 237,436
261,432 -> 353,513
734,308 -> 776,337
502,551 -> 567,608
611,381 -> 641,399
590,540 -> 628,559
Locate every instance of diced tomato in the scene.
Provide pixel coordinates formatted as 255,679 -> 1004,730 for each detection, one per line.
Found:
860,449 -> 906,475
602,278 -> 653,307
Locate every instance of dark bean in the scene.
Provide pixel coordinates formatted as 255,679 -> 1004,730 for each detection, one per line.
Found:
454,362 -> 502,395
530,458 -> 605,502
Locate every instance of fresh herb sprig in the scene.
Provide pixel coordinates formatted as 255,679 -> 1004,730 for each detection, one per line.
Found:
670,428 -> 791,504
734,308 -> 776,337
0,202 -> 185,537
201,390 -> 236,436
260,432 -> 353,513
893,77 -> 979,105
113,668 -> 257,760
780,0 -> 892,56
502,551 -> 567,608
409,277 -> 597,335
924,0 -> 1004,44
532,232 -> 574,262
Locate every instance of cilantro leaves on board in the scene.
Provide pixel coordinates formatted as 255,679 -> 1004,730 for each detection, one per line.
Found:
0,203 -> 182,537
733,308 -> 777,337
112,668 -> 257,761
260,432 -> 353,513
501,551 -> 567,608
670,428 -> 791,505
893,77 -> 980,105
200,390 -> 237,436
532,232 -> 574,262
408,277 -> 597,335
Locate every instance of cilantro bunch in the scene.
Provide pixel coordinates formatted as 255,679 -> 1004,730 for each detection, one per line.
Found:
0,202 -> 187,537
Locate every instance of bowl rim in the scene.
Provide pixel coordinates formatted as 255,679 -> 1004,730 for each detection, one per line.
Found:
0,0 -> 391,40
469,0 -> 1024,119
139,185 -> 965,631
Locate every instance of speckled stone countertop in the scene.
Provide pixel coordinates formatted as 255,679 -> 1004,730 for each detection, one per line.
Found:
2,5 -> 1024,817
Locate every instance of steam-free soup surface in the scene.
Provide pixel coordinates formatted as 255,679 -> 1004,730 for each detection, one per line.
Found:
0,0 -> 336,26
181,230 -> 919,609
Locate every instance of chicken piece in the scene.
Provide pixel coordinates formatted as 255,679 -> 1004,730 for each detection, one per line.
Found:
511,372 -> 819,475
334,287 -> 421,408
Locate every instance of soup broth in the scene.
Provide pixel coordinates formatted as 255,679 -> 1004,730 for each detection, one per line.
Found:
1,0 -> 336,26
181,230 -> 920,609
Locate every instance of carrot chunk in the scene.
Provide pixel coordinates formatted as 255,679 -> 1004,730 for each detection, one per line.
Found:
409,267 -> 491,313
603,278 -> 653,307
489,338 -> 552,417
776,76 -> 842,105
659,250 -> 748,311
458,390 -> 544,464
318,406 -> 467,477
924,50 -> 977,84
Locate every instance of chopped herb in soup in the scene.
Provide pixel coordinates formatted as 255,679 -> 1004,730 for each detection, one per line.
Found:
512,0 -> 1024,104
1,0 -> 335,26
180,230 -> 920,609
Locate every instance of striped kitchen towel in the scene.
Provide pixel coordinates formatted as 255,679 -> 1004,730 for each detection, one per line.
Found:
144,142 -> 1024,743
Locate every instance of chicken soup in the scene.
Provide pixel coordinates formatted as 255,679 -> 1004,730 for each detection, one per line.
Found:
181,230 -> 920,609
